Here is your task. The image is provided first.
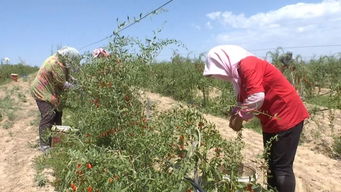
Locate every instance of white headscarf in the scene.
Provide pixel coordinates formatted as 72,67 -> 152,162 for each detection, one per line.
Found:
57,46 -> 81,70
203,45 -> 254,95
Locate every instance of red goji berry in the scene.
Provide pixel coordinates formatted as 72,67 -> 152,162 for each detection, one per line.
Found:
124,95 -> 130,102
91,98 -> 100,108
87,186 -> 93,192
108,178 -> 113,183
70,183 -> 77,191
86,163 -> 93,169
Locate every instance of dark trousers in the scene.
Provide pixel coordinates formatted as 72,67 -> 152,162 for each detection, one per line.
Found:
36,100 -> 62,146
263,121 -> 304,192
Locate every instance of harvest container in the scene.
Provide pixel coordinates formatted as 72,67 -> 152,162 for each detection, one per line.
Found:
51,132 -> 65,147
10,73 -> 18,82
222,164 -> 260,192
51,125 -> 79,147
185,164 -> 260,192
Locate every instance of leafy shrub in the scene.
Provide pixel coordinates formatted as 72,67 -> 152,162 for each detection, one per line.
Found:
35,33 -> 273,191
137,53 -> 236,117
0,63 -> 38,84
42,107 -> 248,191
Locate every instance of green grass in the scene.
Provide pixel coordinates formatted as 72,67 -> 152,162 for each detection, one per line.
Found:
0,92 -> 18,129
333,135 -> 341,158
0,63 -> 38,84
35,173 -> 47,187
244,118 -> 262,133
30,115 -> 40,127
306,95 -> 341,109
0,95 -> 14,109
17,92 -> 27,103
34,156 -> 50,187
2,120 -> 14,129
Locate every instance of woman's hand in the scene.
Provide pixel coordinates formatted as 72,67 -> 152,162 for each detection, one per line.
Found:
229,114 -> 243,131
63,81 -> 75,89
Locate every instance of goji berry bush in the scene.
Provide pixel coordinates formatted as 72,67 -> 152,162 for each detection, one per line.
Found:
37,29 -> 341,191
37,35 -> 271,192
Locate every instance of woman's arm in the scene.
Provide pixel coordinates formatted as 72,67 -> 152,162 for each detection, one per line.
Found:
237,57 -> 266,120
238,92 -> 265,120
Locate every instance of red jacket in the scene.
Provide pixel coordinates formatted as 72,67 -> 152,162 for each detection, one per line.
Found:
238,56 -> 309,133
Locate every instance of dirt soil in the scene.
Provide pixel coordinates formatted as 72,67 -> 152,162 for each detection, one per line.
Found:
0,77 -> 55,192
0,78 -> 340,192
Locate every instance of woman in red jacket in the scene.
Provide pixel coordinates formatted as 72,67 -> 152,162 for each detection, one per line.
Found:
203,45 -> 309,192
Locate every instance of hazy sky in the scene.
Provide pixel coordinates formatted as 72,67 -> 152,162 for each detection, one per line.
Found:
1,0 -> 341,66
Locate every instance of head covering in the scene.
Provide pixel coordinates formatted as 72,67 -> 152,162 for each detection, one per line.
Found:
203,45 -> 254,95
56,46 -> 81,69
92,48 -> 110,58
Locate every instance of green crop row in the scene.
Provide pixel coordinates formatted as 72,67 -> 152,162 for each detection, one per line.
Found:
0,63 -> 38,84
36,35 -> 271,192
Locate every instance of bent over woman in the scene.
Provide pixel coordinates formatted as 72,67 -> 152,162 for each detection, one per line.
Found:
203,45 -> 309,192
31,46 -> 80,151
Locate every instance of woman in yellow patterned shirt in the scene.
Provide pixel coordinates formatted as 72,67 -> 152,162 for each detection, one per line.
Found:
31,46 -> 80,151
